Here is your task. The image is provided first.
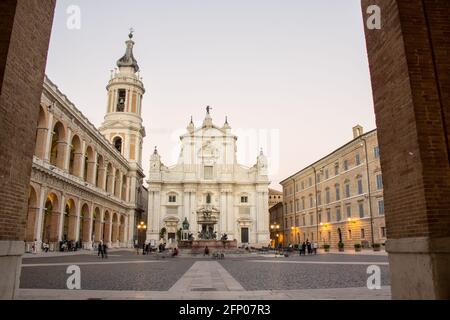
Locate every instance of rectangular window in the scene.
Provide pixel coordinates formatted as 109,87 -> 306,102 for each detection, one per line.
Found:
309,214 -> 314,226
328,231 -> 331,242
317,173 -> 321,183
336,207 -> 341,221
241,196 -> 248,203
301,181 -> 305,190
309,196 -> 313,208
308,177 -> 312,187
343,160 -> 348,171
317,192 -> 322,206
326,209 -> 331,222
346,206 -> 352,218
302,215 -> 306,226
356,154 -> 361,166
381,227 -> 386,238
325,169 -> 329,180
345,184 -> 351,198
358,179 -> 364,195
325,189 -> 330,204
335,186 -> 340,201
334,163 -> 339,175
302,198 -> 305,210
168,195 -> 176,203
204,166 -> 213,180
378,200 -> 385,215
359,202 -> 365,218
348,229 -> 352,240
374,146 -> 380,159
318,213 -> 322,223
376,174 -> 383,190
361,228 -> 365,239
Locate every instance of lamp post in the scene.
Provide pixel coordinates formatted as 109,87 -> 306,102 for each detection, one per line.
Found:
136,221 -> 147,249
270,223 -> 280,247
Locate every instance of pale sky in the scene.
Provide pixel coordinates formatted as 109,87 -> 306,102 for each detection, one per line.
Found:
45,0 -> 376,190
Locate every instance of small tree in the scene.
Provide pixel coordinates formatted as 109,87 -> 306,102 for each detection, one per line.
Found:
159,227 -> 167,240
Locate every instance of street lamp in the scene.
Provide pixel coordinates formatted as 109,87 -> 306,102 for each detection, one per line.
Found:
136,221 -> 147,248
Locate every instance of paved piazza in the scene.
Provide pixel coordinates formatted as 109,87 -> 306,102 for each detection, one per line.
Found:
19,250 -> 391,300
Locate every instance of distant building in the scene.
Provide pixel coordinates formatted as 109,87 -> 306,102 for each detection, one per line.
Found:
146,109 -> 270,247
269,202 -> 284,248
268,188 -> 283,209
280,126 -> 386,249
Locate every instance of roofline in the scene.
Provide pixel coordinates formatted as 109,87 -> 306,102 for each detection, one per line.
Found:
279,129 -> 377,185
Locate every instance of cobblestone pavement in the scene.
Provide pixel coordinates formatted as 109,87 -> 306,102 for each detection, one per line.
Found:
19,251 -> 390,299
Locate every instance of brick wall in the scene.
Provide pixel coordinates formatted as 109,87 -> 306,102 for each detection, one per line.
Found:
0,0 -> 56,241
361,0 -> 450,239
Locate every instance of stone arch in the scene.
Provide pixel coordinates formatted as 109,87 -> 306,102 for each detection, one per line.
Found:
69,134 -> 82,177
34,105 -> 48,159
63,198 -> 77,241
96,154 -> 104,189
84,145 -> 95,183
49,121 -> 67,169
113,136 -> 123,154
41,192 -> 60,244
79,203 -> 91,243
25,185 -> 39,242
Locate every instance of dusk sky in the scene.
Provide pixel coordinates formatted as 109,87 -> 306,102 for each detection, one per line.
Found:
45,0 -> 376,190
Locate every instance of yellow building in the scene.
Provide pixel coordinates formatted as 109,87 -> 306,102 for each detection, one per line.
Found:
280,126 -> 386,249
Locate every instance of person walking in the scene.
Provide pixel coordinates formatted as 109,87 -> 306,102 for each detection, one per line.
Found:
307,240 -> 312,255
98,240 -> 104,258
103,243 -> 108,259
204,246 -> 210,256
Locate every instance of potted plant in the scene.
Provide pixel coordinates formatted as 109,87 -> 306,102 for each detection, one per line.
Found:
338,242 -> 345,252
354,243 -> 362,252
373,243 -> 381,252
323,244 -> 330,252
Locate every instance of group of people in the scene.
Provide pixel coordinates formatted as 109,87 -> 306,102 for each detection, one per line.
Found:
96,240 -> 108,259
298,240 -> 317,255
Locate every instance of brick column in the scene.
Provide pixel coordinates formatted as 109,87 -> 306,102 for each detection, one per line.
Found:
0,0 -> 55,299
361,0 -> 450,299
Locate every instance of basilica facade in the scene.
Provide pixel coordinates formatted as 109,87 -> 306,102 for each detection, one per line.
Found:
146,110 -> 270,247
25,33 -> 147,251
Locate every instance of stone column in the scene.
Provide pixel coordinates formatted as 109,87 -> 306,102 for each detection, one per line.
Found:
107,216 -> 113,247
86,160 -> 96,185
227,191 -> 234,240
43,112 -> 54,162
62,128 -> 72,171
362,0 -> 450,299
57,193 -> 66,242
97,165 -> 106,190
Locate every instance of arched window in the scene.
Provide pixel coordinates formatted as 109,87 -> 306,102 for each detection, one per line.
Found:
206,193 -> 212,204
113,137 -> 122,153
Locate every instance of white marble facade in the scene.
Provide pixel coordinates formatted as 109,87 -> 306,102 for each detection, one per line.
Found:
146,109 -> 270,247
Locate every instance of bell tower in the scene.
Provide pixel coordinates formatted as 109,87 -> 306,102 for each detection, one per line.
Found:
99,31 -> 147,248
99,30 -> 146,166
